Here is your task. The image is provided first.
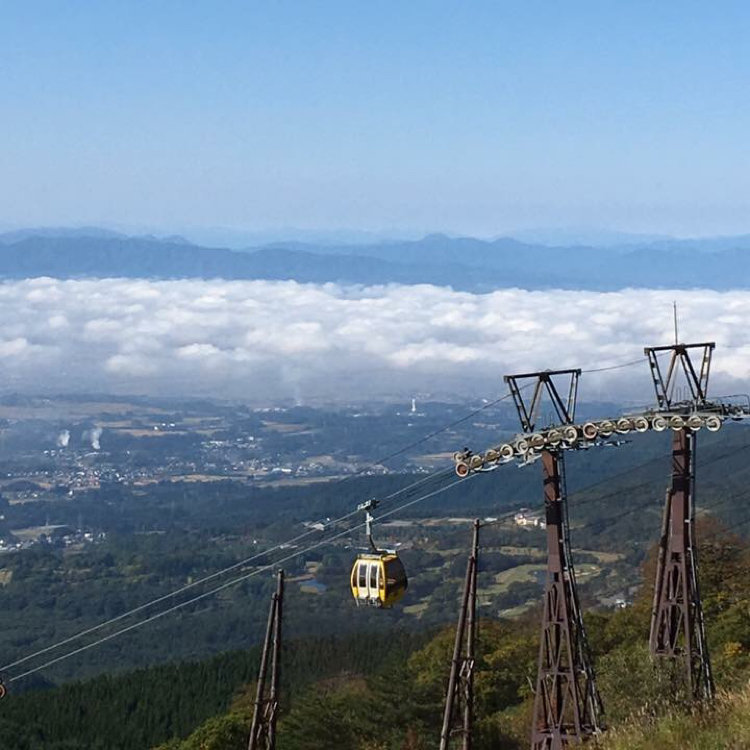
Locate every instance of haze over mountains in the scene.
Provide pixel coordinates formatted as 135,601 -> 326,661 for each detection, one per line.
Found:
1,228 -> 749,291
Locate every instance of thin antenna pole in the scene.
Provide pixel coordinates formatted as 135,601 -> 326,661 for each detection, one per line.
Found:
673,301 -> 679,345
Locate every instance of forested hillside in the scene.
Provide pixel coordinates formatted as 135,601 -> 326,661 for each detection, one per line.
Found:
0,631 -> 429,749
3,519 -> 750,749
151,519 -> 750,749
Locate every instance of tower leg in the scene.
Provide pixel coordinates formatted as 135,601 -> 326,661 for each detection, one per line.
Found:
531,451 -> 602,749
649,430 -> 714,701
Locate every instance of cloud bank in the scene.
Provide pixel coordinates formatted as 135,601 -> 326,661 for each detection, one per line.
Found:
0,277 -> 749,404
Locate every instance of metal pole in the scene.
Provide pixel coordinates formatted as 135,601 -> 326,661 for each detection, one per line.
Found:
649,488 -> 672,649
462,520 -> 480,750
267,570 -> 284,749
440,552 -> 474,750
248,575 -> 281,750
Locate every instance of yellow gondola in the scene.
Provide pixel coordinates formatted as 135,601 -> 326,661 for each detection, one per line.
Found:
349,500 -> 408,608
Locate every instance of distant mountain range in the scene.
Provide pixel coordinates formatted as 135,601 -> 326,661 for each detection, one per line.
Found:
1,228 -> 750,290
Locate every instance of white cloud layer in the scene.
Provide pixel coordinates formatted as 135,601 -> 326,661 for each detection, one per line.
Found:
0,277 -> 749,404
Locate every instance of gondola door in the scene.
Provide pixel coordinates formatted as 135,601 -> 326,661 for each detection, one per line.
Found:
356,560 -> 369,602
367,560 -> 380,603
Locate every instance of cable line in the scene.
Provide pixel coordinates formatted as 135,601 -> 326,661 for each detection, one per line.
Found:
0,352 -> 669,680
567,437 -> 750,513
2,468 -> 452,672
4,352 -> 643,658
369,353 -> 646,470
580,357 -> 645,374
368,391 -> 521,467
7,472 -> 475,684
0,468 -> 453,674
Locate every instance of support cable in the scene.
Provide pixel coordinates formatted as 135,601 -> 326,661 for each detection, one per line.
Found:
0,468 -> 452,675
2,356 -> 645,672
6,473 -> 476,684
0,353 -> 660,681
368,353 -> 644,467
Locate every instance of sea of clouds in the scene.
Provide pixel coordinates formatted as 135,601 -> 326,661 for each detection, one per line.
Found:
0,277 -> 748,404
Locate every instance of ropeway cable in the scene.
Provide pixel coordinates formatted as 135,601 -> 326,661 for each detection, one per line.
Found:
567,438 -> 750,513
0,467 -> 453,674
367,390 -> 524,467
581,357 -> 646,374
1,361 -> 510,673
369,353 -> 646,468
6,471 -> 476,684
567,439 -> 750,540
0,382 -> 523,672
0,353 -> 654,678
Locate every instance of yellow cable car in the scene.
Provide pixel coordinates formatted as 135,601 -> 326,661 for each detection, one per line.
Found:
350,551 -> 408,608
349,500 -> 408,608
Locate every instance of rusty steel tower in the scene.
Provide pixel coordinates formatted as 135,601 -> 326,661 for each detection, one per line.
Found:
505,370 -> 603,749
248,570 -> 285,750
646,343 -> 715,701
450,343 -> 750,740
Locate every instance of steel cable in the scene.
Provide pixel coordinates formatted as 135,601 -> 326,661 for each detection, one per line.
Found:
6,472 -> 476,683
0,467 -> 453,674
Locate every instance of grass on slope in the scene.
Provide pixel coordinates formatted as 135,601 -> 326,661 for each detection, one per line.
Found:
598,686 -> 750,750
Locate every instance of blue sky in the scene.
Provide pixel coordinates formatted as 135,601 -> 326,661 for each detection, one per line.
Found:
2,1 -> 749,237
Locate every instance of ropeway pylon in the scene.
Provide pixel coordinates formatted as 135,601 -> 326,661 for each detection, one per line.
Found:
646,343 -> 714,701
504,370 -> 602,748
440,520 -> 479,750
248,570 -> 284,750
532,449 -> 603,748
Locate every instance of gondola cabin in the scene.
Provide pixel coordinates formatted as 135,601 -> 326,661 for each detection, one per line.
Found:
350,552 -> 408,607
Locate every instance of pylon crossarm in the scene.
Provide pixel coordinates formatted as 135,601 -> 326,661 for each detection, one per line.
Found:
644,342 -> 715,408
453,342 -> 750,477
452,404 -> 750,476
505,369 -> 581,434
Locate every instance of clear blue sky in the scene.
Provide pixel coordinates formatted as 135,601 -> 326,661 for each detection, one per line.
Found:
2,1 -> 749,237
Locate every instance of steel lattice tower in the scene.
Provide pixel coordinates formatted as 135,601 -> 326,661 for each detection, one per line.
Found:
645,343 -> 714,701
531,449 -> 602,748
503,370 -> 602,748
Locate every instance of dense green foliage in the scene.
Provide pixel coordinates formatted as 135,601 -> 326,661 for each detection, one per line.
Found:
1,529 -> 748,748
0,631 -> 429,749
140,520 -> 750,750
